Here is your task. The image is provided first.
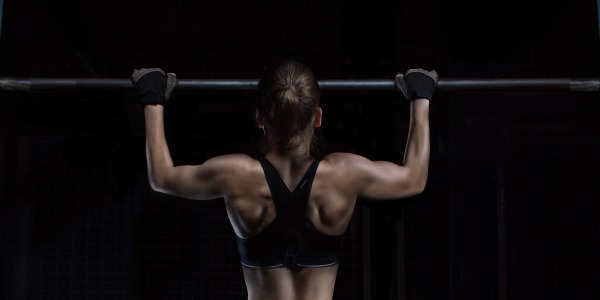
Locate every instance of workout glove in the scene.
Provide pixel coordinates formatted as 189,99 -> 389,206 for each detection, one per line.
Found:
395,69 -> 438,102
131,68 -> 178,106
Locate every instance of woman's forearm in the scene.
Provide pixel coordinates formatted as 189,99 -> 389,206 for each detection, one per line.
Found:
402,99 -> 430,190
144,104 -> 174,189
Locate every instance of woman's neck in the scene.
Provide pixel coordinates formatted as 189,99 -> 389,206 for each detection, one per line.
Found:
266,147 -> 311,162
266,135 -> 313,163
265,128 -> 315,162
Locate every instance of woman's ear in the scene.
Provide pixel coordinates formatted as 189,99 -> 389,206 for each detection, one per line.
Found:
255,109 -> 264,128
314,107 -> 322,128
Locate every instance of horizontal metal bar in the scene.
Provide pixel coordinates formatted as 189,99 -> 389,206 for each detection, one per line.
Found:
1,78 -> 599,92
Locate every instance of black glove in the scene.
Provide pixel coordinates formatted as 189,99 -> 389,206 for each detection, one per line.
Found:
395,69 -> 438,102
131,68 -> 178,106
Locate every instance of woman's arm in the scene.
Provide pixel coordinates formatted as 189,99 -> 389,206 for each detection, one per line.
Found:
356,99 -> 429,199
339,69 -> 436,200
137,69 -> 247,200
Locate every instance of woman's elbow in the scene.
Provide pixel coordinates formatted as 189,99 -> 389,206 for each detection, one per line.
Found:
415,180 -> 427,194
148,175 -> 169,193
408,176 -> 427,196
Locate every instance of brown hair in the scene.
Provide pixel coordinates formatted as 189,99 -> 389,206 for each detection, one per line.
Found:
257,60 -> 321,155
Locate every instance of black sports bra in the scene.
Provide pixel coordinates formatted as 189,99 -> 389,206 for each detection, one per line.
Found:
236,158 -> 344,268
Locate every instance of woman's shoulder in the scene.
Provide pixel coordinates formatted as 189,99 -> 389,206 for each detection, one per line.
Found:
204,153 -> 260,172
318,152 -> 374,190
322,152 -> 370,166
323,152 -> 368,162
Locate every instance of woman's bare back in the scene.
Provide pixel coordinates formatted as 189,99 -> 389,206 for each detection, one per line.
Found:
242,264 -> 339,300
223,154 -> 359,300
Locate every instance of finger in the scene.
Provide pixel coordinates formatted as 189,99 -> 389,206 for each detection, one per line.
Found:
132,68 -> 165,82
406,68 -> 425,74
131,69 -> 141,81
405,69 -> 438,82
165,73 -> 178,101
394,73 -> 408,98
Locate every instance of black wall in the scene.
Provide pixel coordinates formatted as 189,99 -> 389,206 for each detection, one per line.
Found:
1,0 -> 599,299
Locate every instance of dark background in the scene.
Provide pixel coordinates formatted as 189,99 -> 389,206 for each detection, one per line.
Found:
1,0 -> 600,299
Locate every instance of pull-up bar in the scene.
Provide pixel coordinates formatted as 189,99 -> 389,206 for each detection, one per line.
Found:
1,78 -> 600,92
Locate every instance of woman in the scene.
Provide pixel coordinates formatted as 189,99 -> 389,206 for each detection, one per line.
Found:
132,60 -> 436,300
